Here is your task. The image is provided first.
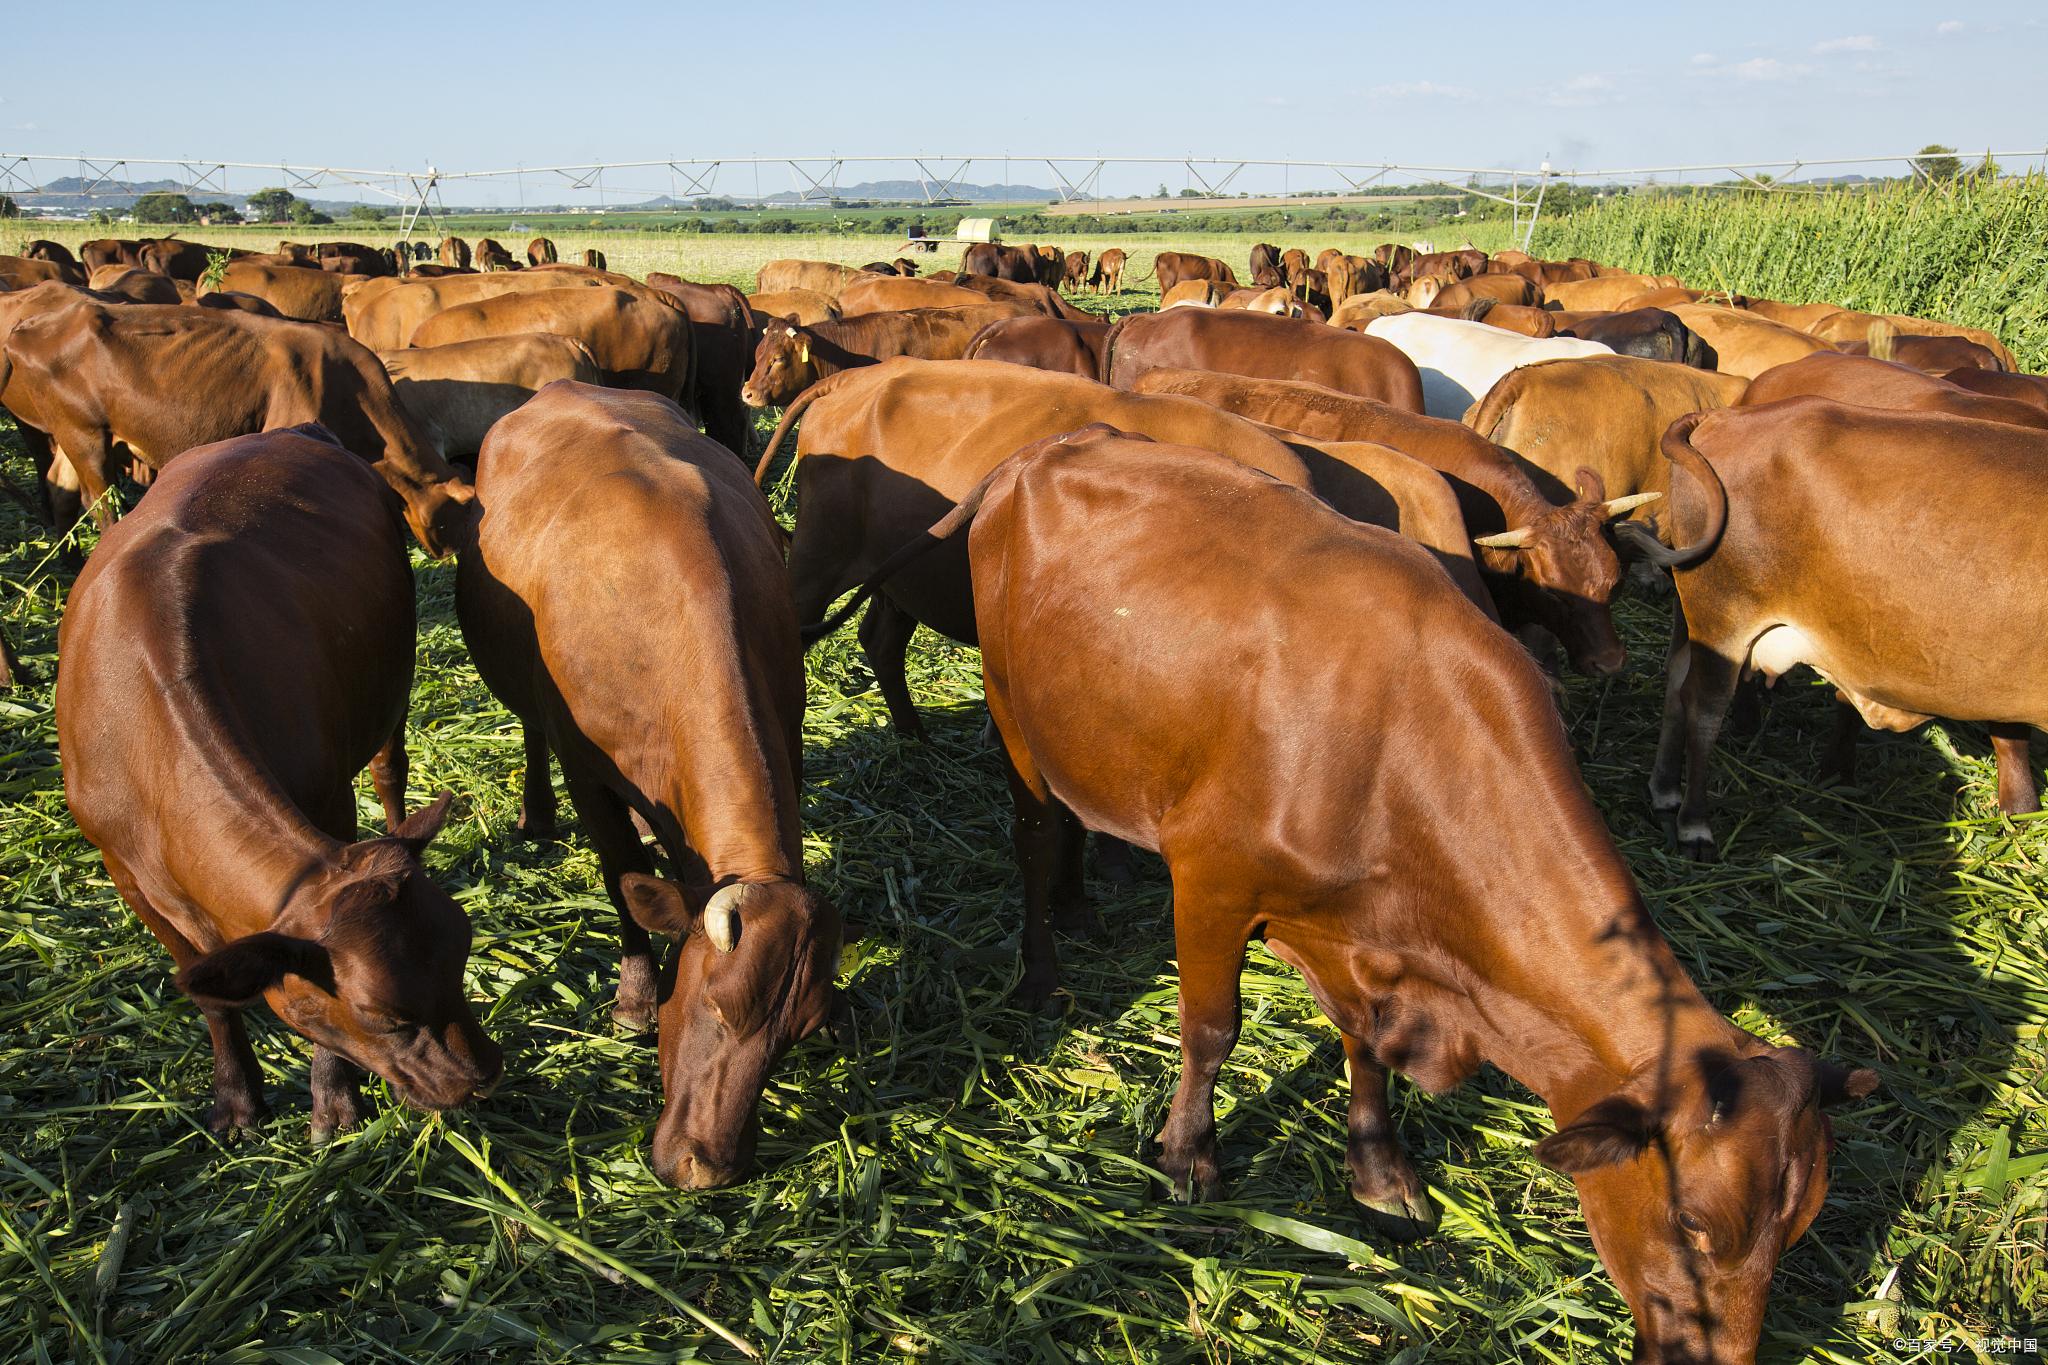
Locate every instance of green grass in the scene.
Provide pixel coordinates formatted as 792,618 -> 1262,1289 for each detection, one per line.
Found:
1531,175 -> 2048,370
1,230 -> 2041,1361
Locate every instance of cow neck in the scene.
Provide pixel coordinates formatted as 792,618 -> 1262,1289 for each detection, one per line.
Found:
638,655 -> 802,888
804,319 -> 874,381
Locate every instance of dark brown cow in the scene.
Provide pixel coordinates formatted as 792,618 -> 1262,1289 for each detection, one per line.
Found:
526,236 -> 558,266
80,238 -> 149,272
860,424 -> 1874,1364
1151,251 -> 1239,297
1559,307 -> 1717,368
1942,366 -> 2048,413
83,269 -> 183,306
0,285 -> 474,554
438,236 -> 472,269
753,359 -> 1312,736
960,242 -> 1043,283
410,287 -> 696,406
1393,248 -> 1484,287
1835,332 -> 2007,375
583,248 -> 608,270
739,303 -> 1027,407
1129,367 -> 1638,675
1,255 -> 79,290
457,383 -> 840,1186
1102,306 -> 1425,413
1619,399 -> 2048,858
56,426 -> 502,1137
1089,247 -> 1127,293
643,272 -> 757,456
1061,250 -> 1089,291
474,238 -> 519,271
16,243 -> 86,285
1372,242 -> 1415,277
138,239 -> 231,281
1032,244 -> 1065,288
1248,242 -> 1281,281
1741,351 -> 2048,430
961,315 -> 1108,378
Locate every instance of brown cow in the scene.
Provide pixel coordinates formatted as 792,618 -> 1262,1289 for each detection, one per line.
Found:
1151,251 -> 1239,297
381,333 -> 604,459
739,304 -> 1027,407
139,239 -> 239,281
203,262 -> 351,323
438,236 -> 472,269
1372,242 -> 1415,277
21,240 -> 83,276
347,269 -> 630,350
1740,351 -> 2048,430
1736,298 -> 1845,332
194,290 -> 286,318
472,238 -> 518,271
961,315 -> 1108,378
1410,273 -> 1542,311
960,242 -> 1043,284
0,255 -> 78,290
1089,247 -> 1127,293
1280,247 -> 1310,282
643,273 -> 757,456
0,285 -> 473,554
1942,366 -> 2048,413
1836,331 -> 2006,375
1160,279 -> 1234,309
1543,275 -> 1684,312
526,236 -> 558,266
1449,298 -> 1556,337
456,383 -> 840,1185
81,238 -> 149,272
56,426 -> 502,1137
1391,248 -> 1485,287
1559,307 -> 1716,368
583,248 -> 608,270
1324,254 -> 1387,309
1032,244 -> 1065,288
87,268 -> 184,306
836,275 -> 986,315
753,359 -> 1313,736
1130,367 -> 1640,675
745,289 -> 841,327
1219,286 -> 1318,319
410,287 -> 695,406
1248,242 -> 1281,280
1061,250 -> 1089,291
755,258 -> 868,299
1103,307 -> 1425,413
932,272 -> 1093,321
870,424 -> 1874,1364
1327,291 -> 1414,331
1668,305 -> 1831,379
1806,311 -> 2015,369
1620,399 -> 2048,856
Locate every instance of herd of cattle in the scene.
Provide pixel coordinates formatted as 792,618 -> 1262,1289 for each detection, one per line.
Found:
3,222 -> 2041,1363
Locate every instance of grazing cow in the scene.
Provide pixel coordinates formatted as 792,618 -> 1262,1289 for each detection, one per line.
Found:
1667,305 -> 1833,379
1372,242 -> 1415,277
643,273 -> 757,457
1089,247 -> 1127,293
203,262 -> 351,322
1409,273 -> 1541,311
1151,251 -> 1239,297
0,285 -> 473,553
1806,311 -> 2015,368
1364,313 -> 1614,419
1542,275 -> 1683,312
1736,298 -> 1845,332
1160,279 -> 1234,309
745,289 -> 841,327
1,255 -> 79,290
1219,286 -> 1317,319
1280,247 -> 1310,282
1062,250 -> 1089,291
1105,307 -> 1425,413
194,290 -> 286,318
81,239 -> 149,272
438,236 -> 472,269
410,287 -> 696,406
1620,400 -> 2048,858
932,272 -> 1093,321
1327,290 -> 1413,331
1033,245 -> 1065,288
755,258 -> 868,299
457,384 -> 840,1185
381,334 -> 604,459
739,304 -> 1028,407
87,268 -> 183,306
1391,248 -> 1485,287
1131,367 -> 1639,675
473,238 -> 519,271
836,425 -> 1875,1364
1248,242 -> 1281,280
1740,351 -> 2048,431
1836,331 -> 2006,375
1448,298 -> 1556,338
1324,254 -> 1388,309
526,236 -> 558,266
314,241 -> 394,277
960,242 -> 1043,284
347,269 -> 628,351
1558,307 -> 1716,368
1942,366 -> 2048,413
961,315 -> 1108,378
836,275 -> 986,315
56,426 -> 502,1137
859,261 -> 904,275
20,240 -> 83,276
753,359 -> 1312,735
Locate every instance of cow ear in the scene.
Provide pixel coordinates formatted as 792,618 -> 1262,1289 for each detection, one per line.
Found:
1574,466 -> 1608,504
177,932 -> 329,1006
1817,1060 -> 1880,1108
391,790 -> 455,851
621,873 -> 695,937
1534,1093 -> 1657,1174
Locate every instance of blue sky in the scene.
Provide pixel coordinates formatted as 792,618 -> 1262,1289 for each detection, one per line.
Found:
4,1 -> 2043,202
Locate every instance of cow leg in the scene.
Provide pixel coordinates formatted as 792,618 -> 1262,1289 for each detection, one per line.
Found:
1647,605 -> 1693,819
1675,645 -> 1743,863
60,434 -> 120,534
1990,723 -> 2041,814
1817,700 -> 1861,788
309,1047 -> 368,1142
368,714 -> 409,832
1342,1035 -> 1437,1240
987,693 -> 1074,1012
1091,834 -> 1136,885
107,856 -> 269,1131
514,723 -> 558,839
1155,920 -> 1245,1202
561,769 -> 660,1032
856,597 -> 926,739
1049,806 -> 1095,936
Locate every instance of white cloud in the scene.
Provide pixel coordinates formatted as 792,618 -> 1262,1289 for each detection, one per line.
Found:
1367,80 -> 1479,102
1725,56 -> 1811,81
1813,34 -> 1879,53
1544,73 -> 1620,108
1690,52 -> 1717,65
1936,19 -> 1964,35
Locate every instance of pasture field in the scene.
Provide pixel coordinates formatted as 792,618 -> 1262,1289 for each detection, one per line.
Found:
0,224 -> 2042,1363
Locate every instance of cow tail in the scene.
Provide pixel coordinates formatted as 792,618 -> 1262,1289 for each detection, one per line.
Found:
800,462 -> 1010,648
1097,314 -> 1132,385
1611,410 -> 1728,569
752,375 -> 838,486
1465,362 -> 1520,443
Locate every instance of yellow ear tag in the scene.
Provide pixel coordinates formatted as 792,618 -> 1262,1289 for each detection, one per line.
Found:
798,342 -> 810,363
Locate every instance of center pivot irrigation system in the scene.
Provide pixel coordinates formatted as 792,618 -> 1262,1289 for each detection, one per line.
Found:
6,149 -> 2046,252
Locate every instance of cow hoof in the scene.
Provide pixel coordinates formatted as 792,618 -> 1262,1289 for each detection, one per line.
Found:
1157,1147 -> 1223,1204
1352,1185 -> 1438,1243
1679,830 -> 1719,864
513,815 -> 557,842
310,1093 -> 369,1144
889,716 -> 929,743
1009,973 -> 1069,1018
611,999 -> 657,1035
207,1095 -> 269,1137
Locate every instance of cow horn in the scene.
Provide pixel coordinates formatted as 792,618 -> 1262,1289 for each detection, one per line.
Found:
1473,527 -> 1534,549
704,883 -> 747,953
1600,491 -> 1663,517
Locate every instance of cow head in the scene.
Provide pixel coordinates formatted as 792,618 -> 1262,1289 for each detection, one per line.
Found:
175,794 -> 502,1112
1540,1047 -> 1877,1364
741,319 -> 819,408
622,875 -> 843,1189
1472,468 -> 1655,676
